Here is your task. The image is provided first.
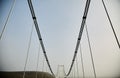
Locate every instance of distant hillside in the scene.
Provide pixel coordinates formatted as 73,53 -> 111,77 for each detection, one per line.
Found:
0,71 -> 55,78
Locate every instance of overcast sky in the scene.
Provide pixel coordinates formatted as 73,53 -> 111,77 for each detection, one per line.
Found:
0,0 -> 120,77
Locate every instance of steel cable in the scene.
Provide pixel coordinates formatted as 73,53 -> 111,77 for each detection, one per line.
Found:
23,24 -> 34,78
85,24 -> 96,78
0,0 -> 16,40
102,0 -> 120,49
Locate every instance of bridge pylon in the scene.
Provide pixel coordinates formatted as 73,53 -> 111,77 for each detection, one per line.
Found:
56,65 -> 66,78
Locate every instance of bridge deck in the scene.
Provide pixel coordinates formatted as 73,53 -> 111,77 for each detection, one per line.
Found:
0,71 -> 55,78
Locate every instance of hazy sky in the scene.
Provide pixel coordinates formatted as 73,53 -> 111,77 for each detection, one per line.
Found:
0,0 -> 120,77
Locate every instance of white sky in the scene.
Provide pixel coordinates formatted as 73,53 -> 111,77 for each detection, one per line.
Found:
0,0 -> 120,77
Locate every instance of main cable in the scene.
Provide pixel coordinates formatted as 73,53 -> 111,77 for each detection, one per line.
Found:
102,0 -> 120,49
66,0 -> 91,76
0,0 -> 16,40
27,0 -> 54,75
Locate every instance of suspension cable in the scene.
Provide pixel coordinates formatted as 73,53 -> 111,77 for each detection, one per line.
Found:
102,0 -> 120,49
76,55 -> 79,78
35,44 -> 41,78
0,0 -> 16,40
85,24 -> 96,78
67,0 -> 91,76
42,55 -> 45,78
72,66 -> 74,78
27,0 -> 54,75
56,65 -> 59,77
23,24 -> 34,78
73,63 -> 75,78
79,43 -> 85,78
42,55 -> 45,72
63,65 -> 66,76
45,64 -> 48,72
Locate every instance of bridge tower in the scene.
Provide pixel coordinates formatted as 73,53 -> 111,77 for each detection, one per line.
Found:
56,65 -> 66,78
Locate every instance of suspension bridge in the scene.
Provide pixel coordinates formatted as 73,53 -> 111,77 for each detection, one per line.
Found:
0,0 -> 120,78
